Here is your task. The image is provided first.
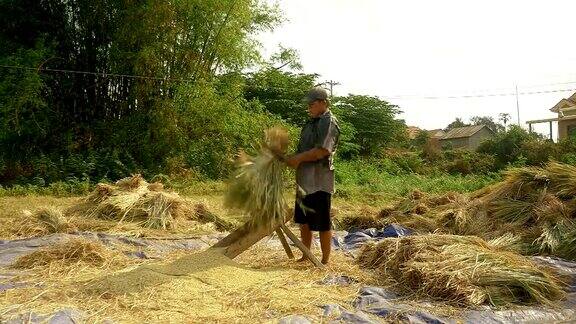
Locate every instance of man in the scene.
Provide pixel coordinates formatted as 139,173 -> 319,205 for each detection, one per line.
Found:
286,87 -> 340,265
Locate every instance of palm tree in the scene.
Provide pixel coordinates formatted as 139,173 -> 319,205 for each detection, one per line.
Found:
499,113 -> 511,129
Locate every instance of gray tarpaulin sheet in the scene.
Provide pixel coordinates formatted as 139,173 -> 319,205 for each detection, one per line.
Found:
1,225 -> 576,323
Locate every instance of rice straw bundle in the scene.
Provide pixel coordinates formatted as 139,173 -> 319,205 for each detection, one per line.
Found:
11,238 -> 124,269
547,162 -> 576,198
193,203 -> 236,231
358,234 -> 566,306
80,175 -> 189,230
224,127 -> 289,229
34,207 -> 74,233
337,213 -> 383,231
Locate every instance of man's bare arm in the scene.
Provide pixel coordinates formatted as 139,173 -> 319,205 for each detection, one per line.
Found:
285,148 -> 330,169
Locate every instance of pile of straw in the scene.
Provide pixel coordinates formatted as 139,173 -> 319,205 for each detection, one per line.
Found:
192,203 -> 236,231
357,163 -> 576,261
84,175 -> 183,230
224,127 -> 289,228
358,234 -> 566,306
11,238 -> 126,269
11,207 -> 77,237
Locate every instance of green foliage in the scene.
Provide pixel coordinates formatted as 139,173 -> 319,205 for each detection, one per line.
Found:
0,179 -> 92,197
172,80 -> 292,179
413,130 -> 430,147
332,95 -> 407,155
519,139 -> 559,166
335,159 -> 499,203
244,68 -> 317,125
477,125 -> 541,168
0,0 -> 284,183
470,115 -> 505,133
445,117 -> 469,131
441,150 -> 498,175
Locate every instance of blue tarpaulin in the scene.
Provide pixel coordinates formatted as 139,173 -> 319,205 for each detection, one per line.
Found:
2,225 -> 576,323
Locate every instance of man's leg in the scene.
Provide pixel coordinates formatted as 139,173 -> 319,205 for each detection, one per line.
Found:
319,230 -> 332,264
298,223 -> 313,261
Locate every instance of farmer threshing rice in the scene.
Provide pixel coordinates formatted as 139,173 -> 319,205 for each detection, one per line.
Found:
285,87 -> 340,265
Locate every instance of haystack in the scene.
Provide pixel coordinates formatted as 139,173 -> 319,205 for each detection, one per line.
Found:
358,234 -> 566,306
337,213 -> 383,231
11,207 -> 76,237
90,177 -> 181,229
74,175 -> 188,230
11,238 -> 126,269
379,163 -> 576,260
224,127 -> 289,229
193,203 -> 236,231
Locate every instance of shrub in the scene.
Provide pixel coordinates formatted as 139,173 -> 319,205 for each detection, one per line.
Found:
477,125 -> 540,167
441,150 -> 498,175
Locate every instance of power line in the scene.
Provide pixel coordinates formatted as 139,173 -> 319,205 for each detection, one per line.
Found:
382,87 -> 576,100
2,64 -> 576,100
0,64 -> 196,83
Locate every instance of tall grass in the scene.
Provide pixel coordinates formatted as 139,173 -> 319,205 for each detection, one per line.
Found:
335,160 -> 499,204
0,159 -> 500,202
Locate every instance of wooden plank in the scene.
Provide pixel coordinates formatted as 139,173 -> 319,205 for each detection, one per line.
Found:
280,224 -> 323,268
213,222 -> 279,259
275,228 -> 294,259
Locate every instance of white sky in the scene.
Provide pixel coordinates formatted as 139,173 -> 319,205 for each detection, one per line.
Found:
258,0 -> 576,139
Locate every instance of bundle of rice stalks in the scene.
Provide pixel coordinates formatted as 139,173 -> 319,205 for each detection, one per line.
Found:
425,192 -> 462,208
10,208 -> 77,238
34,207 -> 75,233
547,162 -> 576,198
483,166 -> 549,202
193,203 -> 236,231
336,214 -> 383,231
412,203 -> 429,215
384,213 -> 438,233
358,234 -> 566,306
87,183 -> 116,204
11,238 -> 125,269
148,182 -> 164,191
93,190 -> 181,230
410,189 -> 425,200
116,174 -> 146,190
377,206 -> 395,218
224,127 -> 289,229
79,175 -> 192,230
488,199 -> 535,225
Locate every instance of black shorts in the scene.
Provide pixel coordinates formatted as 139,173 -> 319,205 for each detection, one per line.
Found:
294,191 -> 332,231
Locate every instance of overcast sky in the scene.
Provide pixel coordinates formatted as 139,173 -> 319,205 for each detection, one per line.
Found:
258,0 -> 576,138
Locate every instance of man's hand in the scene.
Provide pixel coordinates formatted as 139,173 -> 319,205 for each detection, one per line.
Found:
285,148 -> 330,169
285,155 -> 300,169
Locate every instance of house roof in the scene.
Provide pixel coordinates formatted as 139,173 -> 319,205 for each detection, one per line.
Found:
441,125 -> 493,140
550,92 -> 576,112
406,126 -> 421,139
428,129 -> 445,138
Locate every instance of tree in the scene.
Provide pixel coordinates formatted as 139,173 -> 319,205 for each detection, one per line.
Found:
499,113 -> 511,128
332,95 -> 406,155
445,118 -> 469,131
0,0 -> 284,181
470,116 -> 505,133
242,47 -> 318,126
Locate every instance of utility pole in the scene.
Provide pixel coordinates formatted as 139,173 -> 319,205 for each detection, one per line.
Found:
515,84 -> 520,126
324,80 -> 340,98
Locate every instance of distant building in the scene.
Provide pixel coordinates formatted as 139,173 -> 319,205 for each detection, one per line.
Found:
406,126 -> 422,140
551,92 -> 576,140
440,125 -> 495,150
526,92 -> 576,141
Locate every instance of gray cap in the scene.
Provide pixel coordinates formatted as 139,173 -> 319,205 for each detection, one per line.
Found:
305,87 -> 329,104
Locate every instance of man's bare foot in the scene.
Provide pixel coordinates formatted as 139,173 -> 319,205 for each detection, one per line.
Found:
321,258 -> 329,265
